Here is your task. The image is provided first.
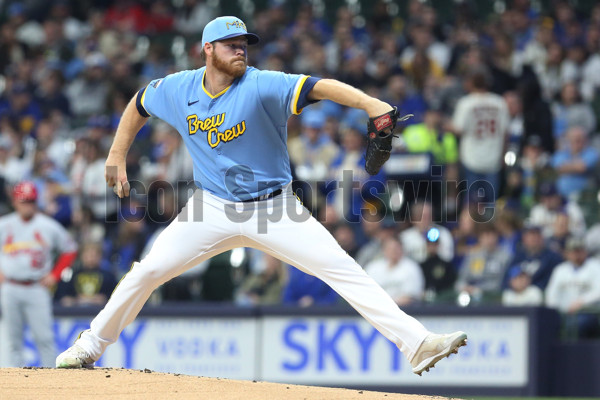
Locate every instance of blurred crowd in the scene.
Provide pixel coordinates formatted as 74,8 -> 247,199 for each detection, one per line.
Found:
1,0 -> 600,339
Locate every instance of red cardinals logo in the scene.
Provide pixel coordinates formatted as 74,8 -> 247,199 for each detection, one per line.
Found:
2,231 -> 47,268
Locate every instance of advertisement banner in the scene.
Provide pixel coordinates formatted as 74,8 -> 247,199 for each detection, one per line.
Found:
8,317 -> 257,379
260,316 -> 529,386
2,313 -> 528,387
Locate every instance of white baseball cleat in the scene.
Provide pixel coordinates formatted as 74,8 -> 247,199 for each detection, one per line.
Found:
410,331 -> 467,376
56,344 -> 95,369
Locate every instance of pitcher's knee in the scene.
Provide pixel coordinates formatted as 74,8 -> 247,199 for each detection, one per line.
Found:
128,260 -> 174,287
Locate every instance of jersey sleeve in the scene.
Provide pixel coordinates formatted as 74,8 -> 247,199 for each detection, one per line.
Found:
451,98 -> 467,133
53,221 -> 78,254
135,73 -> 181,123
256,71 -> 320,125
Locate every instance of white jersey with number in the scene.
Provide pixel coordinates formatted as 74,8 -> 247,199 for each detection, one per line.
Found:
452,92 -> 509,173
0,212 -> 77,281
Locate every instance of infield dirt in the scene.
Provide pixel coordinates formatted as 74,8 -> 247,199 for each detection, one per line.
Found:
0,367 -> 462,400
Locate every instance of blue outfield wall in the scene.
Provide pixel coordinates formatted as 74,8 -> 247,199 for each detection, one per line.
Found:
3,305 -> 596,397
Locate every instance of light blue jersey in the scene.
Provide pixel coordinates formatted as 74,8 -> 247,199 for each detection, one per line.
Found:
136,66 -> 318,201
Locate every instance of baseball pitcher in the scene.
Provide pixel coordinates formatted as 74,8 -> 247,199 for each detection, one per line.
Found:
57,16 -> 466,375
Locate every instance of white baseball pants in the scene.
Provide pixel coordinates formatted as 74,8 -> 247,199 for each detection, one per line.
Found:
1,282 -> 56,367
77,185 -> 429,361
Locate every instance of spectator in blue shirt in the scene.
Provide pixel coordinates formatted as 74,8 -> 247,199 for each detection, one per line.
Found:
282,266 -> 340,307
502,223 -> 563,290
0,82 -> 43,136
551,126 -> 599,199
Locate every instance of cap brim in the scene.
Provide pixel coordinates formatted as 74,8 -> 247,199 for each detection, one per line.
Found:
214,32 -> 260,45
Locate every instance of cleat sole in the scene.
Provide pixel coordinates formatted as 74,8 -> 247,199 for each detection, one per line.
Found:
413,333 -> 468,376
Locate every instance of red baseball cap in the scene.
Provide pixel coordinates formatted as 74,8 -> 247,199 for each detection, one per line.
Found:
13,181 -> 38,202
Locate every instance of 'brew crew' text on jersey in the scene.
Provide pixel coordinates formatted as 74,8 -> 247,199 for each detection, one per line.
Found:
136,67 -> 319,201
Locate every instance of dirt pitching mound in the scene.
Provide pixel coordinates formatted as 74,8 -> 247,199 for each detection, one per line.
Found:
0,367 -> 459,400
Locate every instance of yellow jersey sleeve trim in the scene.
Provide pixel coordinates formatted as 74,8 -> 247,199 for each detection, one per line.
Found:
202,70 -> 231,99
140,86 -> 151,117
291,75 -> 310,115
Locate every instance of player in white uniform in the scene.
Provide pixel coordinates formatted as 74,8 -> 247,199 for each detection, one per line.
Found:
452,68 -> 509,203
0,181 -> 77,367
56,16 -> 466,375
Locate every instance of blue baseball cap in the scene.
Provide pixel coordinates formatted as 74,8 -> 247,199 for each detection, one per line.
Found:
301,110 -> 326,129
508,265 -> 526,280
201,16 -> 260,46
342,108 -> 368,132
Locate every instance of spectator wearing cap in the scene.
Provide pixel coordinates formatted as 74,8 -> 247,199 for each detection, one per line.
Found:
85,114 -> 115,152
529,181 -> 586,239
552,82 -> 596,149
502,222 -> 562,291
103,202 -> 150,276
365,236 -> 425,306
455,223 -> 512,303
401,105 -> 458,166
0,81 -> 42,136
355,216 -> 398,268
338,47 -> 377,89
382,75 -> 427,126
551,126 -> 599,200
65,52 -> 110,118
545,236 -> 600,338
41,170 -> 72,228
36,69 -> 71,118
420,227 -> 457,303
288,109 -> 339,212
401,201 -> 454,264
501,265 -> 544,307
451,204 -> 480,270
